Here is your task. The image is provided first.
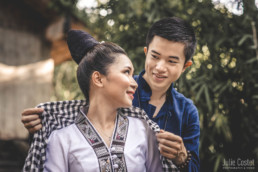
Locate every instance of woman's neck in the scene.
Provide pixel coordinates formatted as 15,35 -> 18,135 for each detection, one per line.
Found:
87,99 -> 117,128
86,99 -> 117,147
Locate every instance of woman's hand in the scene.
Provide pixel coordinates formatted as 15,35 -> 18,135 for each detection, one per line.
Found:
21,108 -> 44,134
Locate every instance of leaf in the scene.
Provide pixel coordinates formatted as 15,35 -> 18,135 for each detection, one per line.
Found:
195,84 -> 205,102
192,82 -> 202,91
213,83 -> 223,92
204,85 -> 212,112
215,38 -> 225,49
245,57 -> 258,64
222,123 -> 232,142
214,154 -> 223,172
218,83 -> 229,95
252,95 -> 258,99
238,34 -> 252,46
249,45 -> 258,49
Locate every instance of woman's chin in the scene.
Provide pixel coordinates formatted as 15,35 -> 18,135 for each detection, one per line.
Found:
120,103 -> 132,108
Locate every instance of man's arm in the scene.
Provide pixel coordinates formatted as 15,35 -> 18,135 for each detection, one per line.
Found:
21,108 -> 44,133
156,105 -> 200,171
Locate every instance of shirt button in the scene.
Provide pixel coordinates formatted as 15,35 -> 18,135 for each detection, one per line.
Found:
112,155 -> 117,160
113,164 -> 119,169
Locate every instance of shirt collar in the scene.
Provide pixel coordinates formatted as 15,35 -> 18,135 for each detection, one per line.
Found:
136,70 -> 152,101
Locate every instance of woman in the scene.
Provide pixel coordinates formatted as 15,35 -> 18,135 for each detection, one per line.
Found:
40,30 -> 162,172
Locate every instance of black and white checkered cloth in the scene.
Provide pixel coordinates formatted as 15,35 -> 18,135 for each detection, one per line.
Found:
23,100 -> 179,172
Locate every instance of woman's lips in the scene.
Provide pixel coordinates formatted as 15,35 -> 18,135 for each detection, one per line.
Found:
126,91 -> 135,99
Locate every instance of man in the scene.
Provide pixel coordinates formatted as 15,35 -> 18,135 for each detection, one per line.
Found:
22,17 -> 200,171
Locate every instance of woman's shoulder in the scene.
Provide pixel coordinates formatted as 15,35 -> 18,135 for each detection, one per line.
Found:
48,124 -> 78,142
36,100 -> 86,113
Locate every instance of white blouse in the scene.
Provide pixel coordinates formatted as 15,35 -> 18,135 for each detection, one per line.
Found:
44,116 -> 162,172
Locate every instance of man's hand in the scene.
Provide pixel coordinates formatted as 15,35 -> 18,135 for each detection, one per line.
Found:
21,108 -> 44,134
156,130 -> 187,165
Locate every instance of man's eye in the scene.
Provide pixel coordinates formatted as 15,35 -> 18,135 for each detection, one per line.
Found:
168,60 -> 177,63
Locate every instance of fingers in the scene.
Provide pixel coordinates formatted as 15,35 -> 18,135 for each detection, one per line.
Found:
22,108 -> 44,116
158,143 -> 178,159
21,114 -> 39,123
21,107 -> 44,134
24,118 -> 41,128
159,129 -> 165,133
21,107 -> 43,127
24,118 -> 42,134
28,124 -> 43,134
157,136 -> 181,152
156,131 -> 183,143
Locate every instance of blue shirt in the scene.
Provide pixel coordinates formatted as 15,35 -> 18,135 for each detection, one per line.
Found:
133,70 -> 200,172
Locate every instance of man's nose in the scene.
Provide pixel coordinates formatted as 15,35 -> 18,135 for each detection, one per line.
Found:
156,60 -> 166,72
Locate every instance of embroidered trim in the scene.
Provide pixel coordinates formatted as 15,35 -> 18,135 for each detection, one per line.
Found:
75,107 -> 128,172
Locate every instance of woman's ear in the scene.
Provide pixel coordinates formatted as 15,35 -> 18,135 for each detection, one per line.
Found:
182,60 -> 193,72
144,47 -> 148,55
91,71 -> 104,87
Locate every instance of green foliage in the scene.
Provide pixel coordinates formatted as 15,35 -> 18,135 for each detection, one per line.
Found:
51,61 -> 84,101
51,0 -> 258,171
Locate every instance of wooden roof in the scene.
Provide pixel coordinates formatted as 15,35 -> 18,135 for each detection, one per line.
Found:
22,0 -> 91,65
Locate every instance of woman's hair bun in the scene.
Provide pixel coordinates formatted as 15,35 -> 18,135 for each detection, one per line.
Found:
67,30 -> 99,64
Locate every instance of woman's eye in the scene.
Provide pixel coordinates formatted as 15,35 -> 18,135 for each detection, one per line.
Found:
124,70 -> 130,74
151,55 -> 158,59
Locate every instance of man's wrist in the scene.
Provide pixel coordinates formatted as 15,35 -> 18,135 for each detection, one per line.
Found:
175,150 -> 192,170
174,147 -> 187,165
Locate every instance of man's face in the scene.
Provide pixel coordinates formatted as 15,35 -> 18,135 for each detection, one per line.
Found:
143,36 -> 189,92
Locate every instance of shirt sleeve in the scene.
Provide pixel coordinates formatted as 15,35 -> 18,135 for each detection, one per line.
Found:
44,130 -> 69,172
183,103 -> 200,172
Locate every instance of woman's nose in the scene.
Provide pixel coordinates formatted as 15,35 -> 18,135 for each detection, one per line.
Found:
130,77 -> 138,91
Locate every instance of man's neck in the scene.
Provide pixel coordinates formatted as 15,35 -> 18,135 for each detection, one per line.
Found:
151,89 -> 167,100
149,90 -> 167,118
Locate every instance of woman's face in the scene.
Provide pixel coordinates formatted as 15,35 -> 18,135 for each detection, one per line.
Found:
102,54 -> 137,108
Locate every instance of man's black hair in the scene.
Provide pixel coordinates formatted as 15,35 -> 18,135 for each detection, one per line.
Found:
146,17 -> 197,62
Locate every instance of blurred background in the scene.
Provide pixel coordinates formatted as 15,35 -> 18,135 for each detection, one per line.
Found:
0,0 -> 257,171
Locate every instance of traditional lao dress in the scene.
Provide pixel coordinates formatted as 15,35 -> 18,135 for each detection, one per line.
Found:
44,107 -> 162,172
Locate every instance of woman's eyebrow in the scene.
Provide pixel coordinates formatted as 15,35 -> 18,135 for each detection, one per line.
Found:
124,66 -> 133,71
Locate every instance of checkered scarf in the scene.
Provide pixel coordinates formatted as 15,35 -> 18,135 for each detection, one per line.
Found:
23,100 -> 179,172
